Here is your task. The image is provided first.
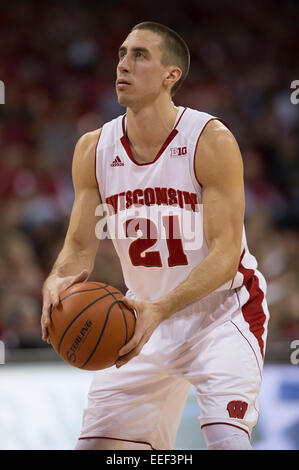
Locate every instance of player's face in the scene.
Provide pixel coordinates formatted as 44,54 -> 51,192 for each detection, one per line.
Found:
116,30 -> 169,109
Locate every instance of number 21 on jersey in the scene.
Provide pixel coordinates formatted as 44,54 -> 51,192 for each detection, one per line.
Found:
125,215 -> 188,268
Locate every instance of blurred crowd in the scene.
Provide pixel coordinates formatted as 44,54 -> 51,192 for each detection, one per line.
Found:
0,0 -> 298,359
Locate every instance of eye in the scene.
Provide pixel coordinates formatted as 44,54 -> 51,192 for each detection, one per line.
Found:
118,50 -> 126,60
135,51 -> 144,59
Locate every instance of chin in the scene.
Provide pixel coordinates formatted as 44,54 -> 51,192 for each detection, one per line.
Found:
117,97 -> 129,108
117,93 -> 132,108
116,91 -> 156,110
118,96 -> 141,111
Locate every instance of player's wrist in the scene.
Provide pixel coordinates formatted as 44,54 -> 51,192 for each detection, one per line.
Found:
153,297 -> 174,321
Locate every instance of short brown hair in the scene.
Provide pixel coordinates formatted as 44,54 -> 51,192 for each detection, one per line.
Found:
131,21 -> 190,97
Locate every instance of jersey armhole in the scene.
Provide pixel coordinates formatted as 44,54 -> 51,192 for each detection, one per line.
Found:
192,118 -> 232,188
94,127 -> 104,201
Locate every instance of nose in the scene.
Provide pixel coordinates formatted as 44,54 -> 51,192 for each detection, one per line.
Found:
118,55 -> 130,74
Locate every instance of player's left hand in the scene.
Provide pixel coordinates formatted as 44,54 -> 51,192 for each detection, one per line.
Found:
116,297 -> 167,368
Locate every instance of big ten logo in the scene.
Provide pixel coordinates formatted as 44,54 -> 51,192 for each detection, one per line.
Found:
0,340 -> 5,364
290,340 -> 299,365
170,146 -> 187,157
290,80 -> 299,105
0,81 -> 4,104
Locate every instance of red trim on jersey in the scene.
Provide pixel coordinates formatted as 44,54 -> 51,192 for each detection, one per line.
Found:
193,118 -> 232,188
78,436 -> 155,450
155,128 -> 178,160
237,262 -> 267,360
94,128 -> 103,197
174,106 -> 187,128
120,107 -> 187,166
201,422 -> 250,439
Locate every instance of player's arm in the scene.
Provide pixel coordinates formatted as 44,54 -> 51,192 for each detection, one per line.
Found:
156,120 -> 245,314
117,120 -> 244,366
41,129 -> 102,342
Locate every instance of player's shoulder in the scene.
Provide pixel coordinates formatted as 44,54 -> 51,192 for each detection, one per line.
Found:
74,112 -> 124,156
187,107 -> 242,180
185,106 -> 237,155
201,119 -> 236,151
71,128 -> 103,178
94,113 -> 127,151
186,106 -> 232,139
76,127 -> 102,151
179,107 -> 233,148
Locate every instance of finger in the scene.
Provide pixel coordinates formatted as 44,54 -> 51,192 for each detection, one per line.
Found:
41,308 -> 52,344
50,291 -> 60,309
118,323 -> 143,357
71,269 -> 89,286
45,291 -> 59,317
116,341 -> 145,368
120,297 -> 140,321
120,296 -> 138,310
118,324 -> 154,364
41,324 -> 48,342
44,291 -> 62,342
41,309 -> 53,344
41,292 -> 52,338
118,336 -> 138,358
41,314 -> 49,342
41,319 -> 49,341
41,300 -> 51,327
61,270 -> 89,293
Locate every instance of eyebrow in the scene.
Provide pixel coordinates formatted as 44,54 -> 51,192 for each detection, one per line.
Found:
118,46 -> 150,56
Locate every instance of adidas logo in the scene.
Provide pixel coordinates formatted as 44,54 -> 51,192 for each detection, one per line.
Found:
111,156 -> 124,167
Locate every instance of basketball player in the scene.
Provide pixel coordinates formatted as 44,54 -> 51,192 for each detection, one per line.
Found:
41,22 -> 269,450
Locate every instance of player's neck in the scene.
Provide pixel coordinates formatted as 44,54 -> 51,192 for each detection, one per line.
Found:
125,99 -> 179,161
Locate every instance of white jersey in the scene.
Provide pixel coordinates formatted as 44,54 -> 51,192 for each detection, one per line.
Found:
79,106 -> 269,447
95,106 -> 260,302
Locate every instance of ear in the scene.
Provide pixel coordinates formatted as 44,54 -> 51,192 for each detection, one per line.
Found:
163,66 -> 182,92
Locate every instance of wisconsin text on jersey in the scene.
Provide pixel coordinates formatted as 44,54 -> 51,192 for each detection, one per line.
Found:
105,187 -> 199,215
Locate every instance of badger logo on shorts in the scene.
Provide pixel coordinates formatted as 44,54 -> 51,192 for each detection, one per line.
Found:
227,400 -> 248,419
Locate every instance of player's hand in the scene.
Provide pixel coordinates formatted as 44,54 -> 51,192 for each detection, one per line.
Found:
41,269 -> 89,344
116,297 -> 167,368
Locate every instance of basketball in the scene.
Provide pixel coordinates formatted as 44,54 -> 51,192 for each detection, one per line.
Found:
48,281 -> 136,371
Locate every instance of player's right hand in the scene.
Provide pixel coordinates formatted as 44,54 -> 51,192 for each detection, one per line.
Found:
41,269 -> 89,344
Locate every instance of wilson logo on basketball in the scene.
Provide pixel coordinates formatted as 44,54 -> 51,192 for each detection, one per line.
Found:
111,156 -> 124,167
227,400 -> 248,419
66,320 -> 93,363
170,146 -> 187,157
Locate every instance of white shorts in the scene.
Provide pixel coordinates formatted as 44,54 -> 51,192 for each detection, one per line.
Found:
78,281 -> 269,450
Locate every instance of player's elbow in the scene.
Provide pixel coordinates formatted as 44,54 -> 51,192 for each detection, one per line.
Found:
210,233 -> 242,282
226,249 -> 241,280
214,244 -> 240,283
229,259 -> 239,281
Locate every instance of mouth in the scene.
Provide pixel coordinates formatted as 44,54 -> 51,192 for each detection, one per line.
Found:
116,78 -> 132,90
